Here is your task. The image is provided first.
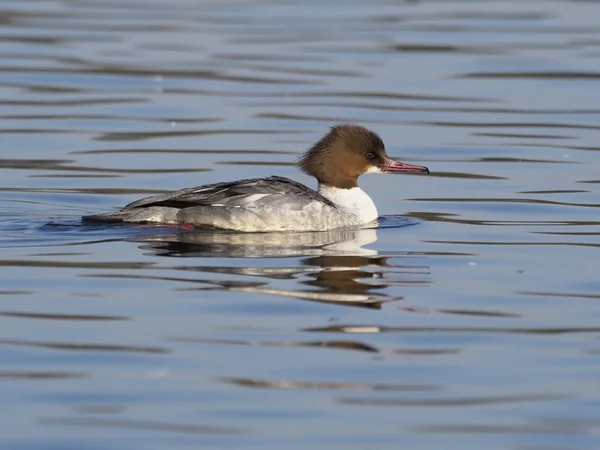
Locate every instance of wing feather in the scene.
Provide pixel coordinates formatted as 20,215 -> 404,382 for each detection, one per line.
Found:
123,176 -> 335,211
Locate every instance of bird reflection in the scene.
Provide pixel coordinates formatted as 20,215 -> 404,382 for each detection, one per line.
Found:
132,227 -> 430,309
136,227 -> 379,258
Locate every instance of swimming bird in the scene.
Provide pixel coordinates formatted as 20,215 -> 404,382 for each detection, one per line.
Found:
83,125 -> 429,232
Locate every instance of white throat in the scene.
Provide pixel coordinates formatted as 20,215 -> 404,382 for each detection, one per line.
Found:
318,184 -> 378,224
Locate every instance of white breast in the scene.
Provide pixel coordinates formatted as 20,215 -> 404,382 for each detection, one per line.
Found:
318,185 -> 378,224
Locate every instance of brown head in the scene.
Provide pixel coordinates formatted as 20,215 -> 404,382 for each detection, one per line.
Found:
298,124 -> 429,189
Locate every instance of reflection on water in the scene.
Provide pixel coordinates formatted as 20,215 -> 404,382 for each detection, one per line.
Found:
138,227 -> 381,257
108,226 -> 431,308
38,417 -> 248,436
2,0 -> 600,449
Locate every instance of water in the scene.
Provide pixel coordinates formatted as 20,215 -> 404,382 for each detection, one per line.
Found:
2,0 -> 600,448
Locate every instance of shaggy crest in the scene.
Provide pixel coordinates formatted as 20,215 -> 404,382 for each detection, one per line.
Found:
298,124 -> 385,189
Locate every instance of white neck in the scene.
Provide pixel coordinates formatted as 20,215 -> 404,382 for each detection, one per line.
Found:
318,184 -> 378,224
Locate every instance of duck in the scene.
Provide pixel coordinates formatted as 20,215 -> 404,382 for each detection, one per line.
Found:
82,124 -> 429,232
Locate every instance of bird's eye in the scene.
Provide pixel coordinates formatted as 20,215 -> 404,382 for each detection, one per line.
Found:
366,152 -> 375,160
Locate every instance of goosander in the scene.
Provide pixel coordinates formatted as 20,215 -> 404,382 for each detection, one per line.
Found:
83,125 -> 429,232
